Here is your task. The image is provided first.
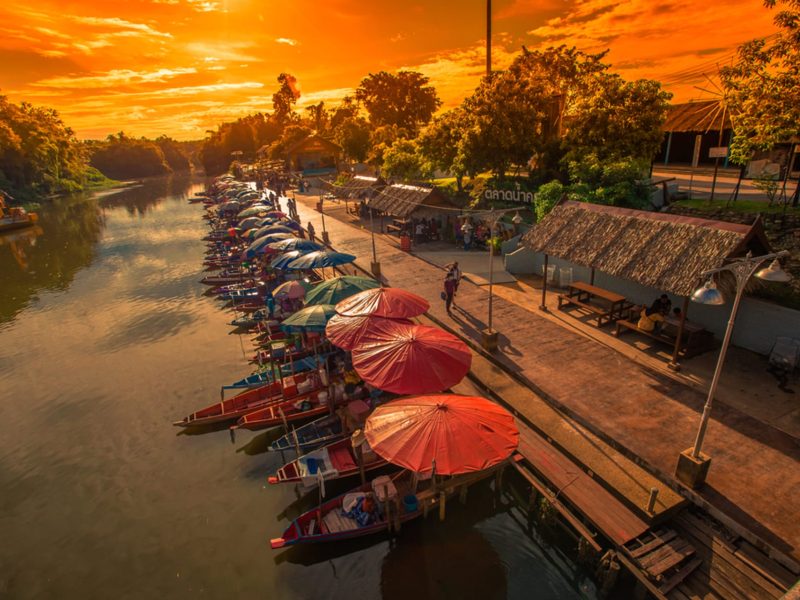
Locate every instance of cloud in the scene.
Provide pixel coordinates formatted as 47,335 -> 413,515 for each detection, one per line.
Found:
185,42 -> 260,63
275,37 -> 299,46
187,0 -> 222,12
32,67 -> 197,89
72,16 -> 172,39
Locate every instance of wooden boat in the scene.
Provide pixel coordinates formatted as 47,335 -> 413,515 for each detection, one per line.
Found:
269,413 -> 344,453
200,272 -> 252,286
249,343 -> 314,365
224,355 -> 329,392
268,437 -> 388,486
230,310 -> 273,329
172,372 -> 316,427
0,207 -> 38,233
270,471 -> 421,548
233,390 -> 345,431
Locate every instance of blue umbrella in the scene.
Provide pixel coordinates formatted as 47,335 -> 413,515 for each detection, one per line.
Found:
286,250 -> 357,270
268,238 -> 324,253
269,250 -> 304,269
253,224 -> 293,239
241,235 -> 288,259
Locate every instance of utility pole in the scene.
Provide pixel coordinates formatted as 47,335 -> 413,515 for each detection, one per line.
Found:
486,0 -> 492,78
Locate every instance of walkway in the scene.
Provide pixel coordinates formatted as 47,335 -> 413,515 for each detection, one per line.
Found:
290,191 -> 800,566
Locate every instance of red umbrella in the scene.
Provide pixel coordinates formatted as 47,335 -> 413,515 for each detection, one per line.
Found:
351,322 -> 471,394
325,314 -> 412,351
364,395 -> 519,475
335,287 -> 429,319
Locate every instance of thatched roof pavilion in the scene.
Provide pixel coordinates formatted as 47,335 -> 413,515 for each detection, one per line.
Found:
335,175 -> 385,199
522,201 -> 770,297
367,183 -> 456,219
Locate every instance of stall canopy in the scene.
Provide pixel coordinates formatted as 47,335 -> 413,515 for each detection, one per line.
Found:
521,200 -> 770,297
334,175 -> 385,199
367,183 -> 457,219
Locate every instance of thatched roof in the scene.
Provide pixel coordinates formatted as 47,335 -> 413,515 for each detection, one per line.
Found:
337,175 -> 385,199
521,201 -> 770,297
662,100 -> 732,133
285,134 -> 342,156
367,183 -> 456,218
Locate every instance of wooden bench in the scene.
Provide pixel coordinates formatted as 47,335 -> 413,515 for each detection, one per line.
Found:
386,224 -> 403,235
616,317 -> 717,358
558,281 -> 632,327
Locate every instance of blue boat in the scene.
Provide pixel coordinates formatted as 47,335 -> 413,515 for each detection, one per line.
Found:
269,412 -> 345,453
223,355 -> 329,391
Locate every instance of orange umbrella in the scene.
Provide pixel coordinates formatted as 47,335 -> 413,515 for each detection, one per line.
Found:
351,321 -> 470,394
324,314 -> 412,351
335,287 -> 429,318
364,395 -> 518,475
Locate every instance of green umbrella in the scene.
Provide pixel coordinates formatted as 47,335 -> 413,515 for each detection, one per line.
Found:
304,276 -> 379,306
280,304 -> 337,333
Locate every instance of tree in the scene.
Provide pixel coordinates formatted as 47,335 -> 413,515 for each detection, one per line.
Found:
355,71 -> 441,133
304,102 -> 329,133
721,1 -> 800,172
268,124 -> 313,160
417,108 -> 470,190
334,116 -> 371,163
381,139 -> 432,181
272,73 -> 300,122
329,96 -> 360,130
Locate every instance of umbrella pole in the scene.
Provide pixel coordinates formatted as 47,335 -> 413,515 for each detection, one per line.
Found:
292,425 -> 301,457
355,443 -> 366,484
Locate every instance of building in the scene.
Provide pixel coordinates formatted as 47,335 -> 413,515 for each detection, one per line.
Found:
284,134 -> 342,175
367,183 -> 457,220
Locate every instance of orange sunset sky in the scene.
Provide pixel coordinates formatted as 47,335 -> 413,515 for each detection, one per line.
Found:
0,0 -> 779,140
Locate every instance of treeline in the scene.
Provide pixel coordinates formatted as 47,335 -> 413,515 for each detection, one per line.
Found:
86,132 -> 195,180
0,93 -> 197,199
0,93 -> 94,197
200,48 -> 672,210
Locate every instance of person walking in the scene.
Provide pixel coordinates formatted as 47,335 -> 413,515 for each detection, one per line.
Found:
446,261 -> 462,305
307,221 -> 316,242
443,273 -> 457,316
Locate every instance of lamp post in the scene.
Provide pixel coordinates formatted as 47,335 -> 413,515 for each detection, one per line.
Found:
318,195 -> 330,246
480,208 -> 523,352
368,200 -> 381,280
675,250 -> 791,489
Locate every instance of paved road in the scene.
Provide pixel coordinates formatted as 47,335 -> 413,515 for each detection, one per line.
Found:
292,190 -> 800,565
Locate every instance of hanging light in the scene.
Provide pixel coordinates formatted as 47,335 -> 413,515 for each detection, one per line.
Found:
754,258 -> 792,282
512,211 -> 522,225
691,278 -> 725,305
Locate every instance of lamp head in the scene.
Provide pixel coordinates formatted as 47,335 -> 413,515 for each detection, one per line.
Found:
755,258 -> 792,283
512,211 -> 522,225
691,279 -> 725,305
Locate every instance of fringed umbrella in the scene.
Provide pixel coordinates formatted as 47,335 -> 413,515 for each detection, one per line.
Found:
364,395 -> 518,475
273,280 -> 312,301
280,304 -> 337,333
325,314 -> 412,350
335,287 -> 429,319
285,250 -> 356,270
350,321 -> 471,394
268,238 -> 325,253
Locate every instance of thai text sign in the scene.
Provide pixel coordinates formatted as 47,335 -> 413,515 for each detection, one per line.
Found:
483,188 -> 534,203
709,146 -> 729,159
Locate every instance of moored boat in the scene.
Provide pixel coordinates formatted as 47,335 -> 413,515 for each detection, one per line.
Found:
268,435 -> 388,487
233,388 -> 345,431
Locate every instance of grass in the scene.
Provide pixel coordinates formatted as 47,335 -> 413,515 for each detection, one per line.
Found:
672,198 -> 800,214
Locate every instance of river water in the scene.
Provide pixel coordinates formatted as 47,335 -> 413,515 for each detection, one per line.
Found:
0,176 -> 599,599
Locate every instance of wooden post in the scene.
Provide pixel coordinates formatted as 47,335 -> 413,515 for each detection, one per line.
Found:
439,491 -> 446,521
355,443 -> 366,484
383,484 -> 392,533
668,297 -> 689,371
278,406 -> 289,438
540,254 -> 549,311
292,425 -> 301,457
590,267 -> 596,286
459,485 -> 468,505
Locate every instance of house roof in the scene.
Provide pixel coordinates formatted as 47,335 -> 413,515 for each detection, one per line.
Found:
285,134 -> 342,156
337,175 -> 385,198
521,201 -> 770,297
662,100 -> 732,133
367,183 -> 455,218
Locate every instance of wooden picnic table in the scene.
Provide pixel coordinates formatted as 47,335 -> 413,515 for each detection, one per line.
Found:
557,281 -> 631,326
615,309 -> 717,358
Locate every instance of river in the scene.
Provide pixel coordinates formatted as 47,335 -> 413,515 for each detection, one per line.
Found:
0,175 -> 600,599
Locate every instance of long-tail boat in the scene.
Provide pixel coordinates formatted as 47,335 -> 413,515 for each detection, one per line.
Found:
172,372 -> 316,427
232,391 -> 345,431
269,413 -> 344,453
268,437 -> 388,486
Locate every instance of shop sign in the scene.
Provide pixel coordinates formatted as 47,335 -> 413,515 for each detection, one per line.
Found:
483,188 -> 534,203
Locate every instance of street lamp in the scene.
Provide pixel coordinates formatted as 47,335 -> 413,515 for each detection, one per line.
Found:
480,207 -> 523,352
675,250 -> 791,489
368,195 -> 381,280
318,194 -> 330,246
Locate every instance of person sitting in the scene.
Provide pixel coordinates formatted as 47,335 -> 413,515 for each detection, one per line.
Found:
654,294 -> 672,315
638,302 -> 665,333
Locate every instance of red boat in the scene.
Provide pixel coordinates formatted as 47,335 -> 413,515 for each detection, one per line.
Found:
250,344 -> 314,365
200,273 -> 252,286
233,390 -> 345,431
172,372 -> 316,427
268,436 -> 388,487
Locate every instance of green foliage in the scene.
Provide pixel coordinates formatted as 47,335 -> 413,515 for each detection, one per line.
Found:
88,133 -> 171,180
333,116 -> 371,163
417,108 -> 470,190
753,173 -> 781,206
268,125 -> 314,159
304,102 -> 329,132
381,139 -> 432,181
721,1 -> 800,165
533,181 -> 564,221
200,113 -> 282,175
567,154 -> 651,208
0,94 -> 89,196
355,71 -> 441,134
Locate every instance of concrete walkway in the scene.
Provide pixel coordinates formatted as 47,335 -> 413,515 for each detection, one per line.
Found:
291,191 -> 800,566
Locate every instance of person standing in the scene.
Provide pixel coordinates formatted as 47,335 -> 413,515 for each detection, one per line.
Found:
307,221 -> 316,242
443,273 -> 457,315
446,261 -> 462,305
